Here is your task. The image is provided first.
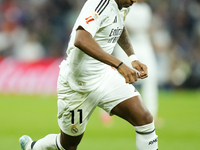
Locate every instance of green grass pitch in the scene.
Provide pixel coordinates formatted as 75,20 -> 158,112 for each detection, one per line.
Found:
0,89 -> 200,150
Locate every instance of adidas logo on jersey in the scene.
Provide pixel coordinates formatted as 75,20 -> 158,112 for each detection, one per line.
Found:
113,16 -> 117,23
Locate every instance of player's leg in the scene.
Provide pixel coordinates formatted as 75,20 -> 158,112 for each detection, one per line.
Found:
56,72 -> 102,150
97,68 -> 158,150
19,77 -> 97,150
19,134 -> 65,150
111,96 -> 158,150
60,130 -> 84,150
19,131 -> 84,150
19,101 -> 88,150
111,95 -> 152,126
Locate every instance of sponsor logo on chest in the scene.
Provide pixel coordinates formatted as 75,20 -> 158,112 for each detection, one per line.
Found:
108,27 -> 123,43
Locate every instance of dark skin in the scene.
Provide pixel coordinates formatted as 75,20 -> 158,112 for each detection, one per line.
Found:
60,0 -> 153,149
74,26 -> 148,83
117,26 -> 148,81
115,0 -> 137,9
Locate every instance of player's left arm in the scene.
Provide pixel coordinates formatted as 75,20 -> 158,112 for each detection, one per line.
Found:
117,27 -> 148,79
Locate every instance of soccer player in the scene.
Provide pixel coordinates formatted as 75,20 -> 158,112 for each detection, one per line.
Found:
113,0 -> 159,119
19,0 -> 159,150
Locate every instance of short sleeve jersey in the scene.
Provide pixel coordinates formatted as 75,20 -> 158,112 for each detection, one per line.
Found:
61,0 -> 130,91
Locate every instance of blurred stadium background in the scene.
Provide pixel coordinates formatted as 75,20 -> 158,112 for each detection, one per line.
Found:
0,0 -> 200,149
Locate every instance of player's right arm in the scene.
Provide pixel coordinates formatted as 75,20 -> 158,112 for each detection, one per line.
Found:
74,26 -> 138,84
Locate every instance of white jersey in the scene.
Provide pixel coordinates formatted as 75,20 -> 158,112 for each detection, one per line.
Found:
59,0 -> 130,92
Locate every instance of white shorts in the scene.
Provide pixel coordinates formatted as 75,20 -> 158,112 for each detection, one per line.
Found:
57,68 -> 140,136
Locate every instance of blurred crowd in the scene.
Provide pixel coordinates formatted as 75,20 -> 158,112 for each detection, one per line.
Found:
148,0 -> 200,88
0,0 -> 199,89
0,0 -> 82,60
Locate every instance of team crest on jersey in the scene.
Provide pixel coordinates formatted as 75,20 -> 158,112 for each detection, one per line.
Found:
93,12 -> 98,19
85,13 -> 98,24
71,125 -> 78,134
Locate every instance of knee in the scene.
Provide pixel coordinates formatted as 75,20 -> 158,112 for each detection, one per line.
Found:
132,110 -> 153,126
138,110 -> 153,126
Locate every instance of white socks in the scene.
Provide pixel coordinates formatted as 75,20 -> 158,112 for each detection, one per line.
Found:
28,122 -> 158,150
30,134 -> 65,150
134,121 -> 158,150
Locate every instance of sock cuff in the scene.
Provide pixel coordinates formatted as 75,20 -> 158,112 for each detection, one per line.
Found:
134,121 -> 155,134
31,141 -> 37,149
56,134 -> 65,150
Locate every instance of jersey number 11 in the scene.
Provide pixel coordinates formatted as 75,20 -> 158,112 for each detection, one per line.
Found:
70,109 -> 83,124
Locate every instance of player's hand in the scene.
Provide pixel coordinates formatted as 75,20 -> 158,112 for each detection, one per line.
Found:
131,60 -> 148,79
117,63 -> 138,84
